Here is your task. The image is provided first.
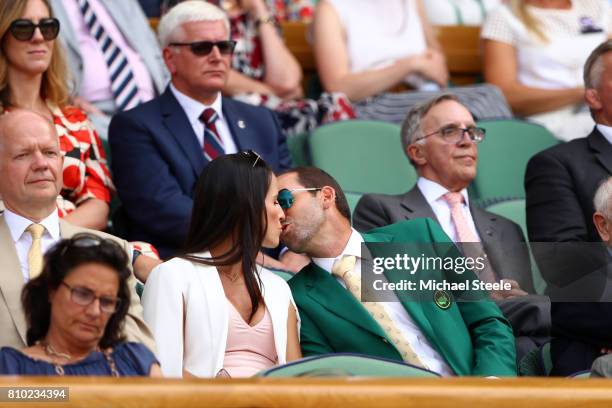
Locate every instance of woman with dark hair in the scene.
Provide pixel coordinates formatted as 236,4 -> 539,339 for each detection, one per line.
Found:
0,233 -> 162,376
142,151 -> 301,378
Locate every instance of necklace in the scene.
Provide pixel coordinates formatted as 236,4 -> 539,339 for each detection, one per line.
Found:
37,340 -> 120,377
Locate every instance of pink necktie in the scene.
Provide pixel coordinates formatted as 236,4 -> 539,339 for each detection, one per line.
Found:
443,192 -> 497,284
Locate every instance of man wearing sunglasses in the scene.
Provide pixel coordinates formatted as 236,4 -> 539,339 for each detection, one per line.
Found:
48,0 -> 168,140
0,109 -> 154,353
108,1 -> 291,258
352,94 -> 550,360
278,166 -> 516,376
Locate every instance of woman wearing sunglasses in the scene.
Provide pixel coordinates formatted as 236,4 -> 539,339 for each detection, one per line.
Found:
0,0 -> 113,232
0,233 -> 162,377
142,151 -> 301,378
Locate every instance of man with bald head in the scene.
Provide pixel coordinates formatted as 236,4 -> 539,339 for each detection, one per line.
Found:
0,110 -> 154,351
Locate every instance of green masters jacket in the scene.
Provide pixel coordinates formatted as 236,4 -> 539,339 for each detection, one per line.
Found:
288,218 -> 517,376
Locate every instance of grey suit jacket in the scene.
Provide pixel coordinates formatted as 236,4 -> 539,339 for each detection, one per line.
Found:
353,186 -> 551,339
354,186 -> 536,292
0,214 -> 155,352
49,0 -> 168,101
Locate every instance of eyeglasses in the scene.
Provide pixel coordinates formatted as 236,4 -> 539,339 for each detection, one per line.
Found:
60,281 -> 121,314
278,188 -> 321,209
9,18 -> 60,41
241,149 -> 261,168
168,40 -> 236,56
415,125 -> 486,145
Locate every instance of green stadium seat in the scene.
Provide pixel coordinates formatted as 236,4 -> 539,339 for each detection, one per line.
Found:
344,191 -> 363,215
257,353 -> 440,377
287,132 -> 310,166
309,120 -> 417,194
473,119 -> 559,202
484,198 -> 545,294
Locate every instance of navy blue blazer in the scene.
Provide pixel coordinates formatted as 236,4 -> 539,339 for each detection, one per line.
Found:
109,87 -> 292,257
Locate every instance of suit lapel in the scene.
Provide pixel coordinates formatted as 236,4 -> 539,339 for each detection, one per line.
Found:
400,187 -> 439,221
0,216 -> 28,344
588,128 -> 612,175
303,263 -> 387,339
222,98 -> 249,151
364,231 -> 437,352
160,87 -> 206,178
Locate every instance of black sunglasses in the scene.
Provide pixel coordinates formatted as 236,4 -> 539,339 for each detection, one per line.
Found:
9,18 -> 60,41
278,188 -> 322,210
169,40 -> 236,56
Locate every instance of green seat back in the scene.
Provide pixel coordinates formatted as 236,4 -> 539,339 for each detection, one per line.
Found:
485,198 -> 545,294
257,353 -> 439,377
539,341 -> 553,376
474,120 -> 558,201
287,132 -> 310,166
518,348 -> 542,376
271,269 -> 294,282
344,191 -> 363,215
309,121 -> 416,194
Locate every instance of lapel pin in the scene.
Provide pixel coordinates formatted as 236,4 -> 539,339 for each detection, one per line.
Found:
237,120 -> 246,129
434,290 -> 451,310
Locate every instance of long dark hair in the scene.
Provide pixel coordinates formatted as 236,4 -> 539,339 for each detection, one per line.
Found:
181,151 -> 272,322
22,233 -> 131,349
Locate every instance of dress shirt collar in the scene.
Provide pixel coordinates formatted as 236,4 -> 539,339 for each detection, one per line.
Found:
170,83 -> 224,124
596,124 -> 612,146
313,228 -> 363,273
4,207 -> 60,243
417,177 -> 470,207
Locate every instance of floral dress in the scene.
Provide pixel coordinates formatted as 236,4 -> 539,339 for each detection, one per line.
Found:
47,101 -> 114,217
48,101 -> 158,258
228,7 -> 355,137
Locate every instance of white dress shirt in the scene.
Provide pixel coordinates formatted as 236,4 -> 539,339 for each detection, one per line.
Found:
4,209 -> 61,282
312,228 -> 455,376
417,177 -> 481,243
170,84 -> 238,154
596,124 -> 612,146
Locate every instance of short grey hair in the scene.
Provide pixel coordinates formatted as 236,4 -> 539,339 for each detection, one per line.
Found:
400,93 -> 461,165
594,176 -> 612,218
584,40 -> 612,89
158,0 -> 230,48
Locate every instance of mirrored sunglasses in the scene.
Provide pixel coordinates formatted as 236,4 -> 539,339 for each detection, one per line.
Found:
278,188 -> 321,210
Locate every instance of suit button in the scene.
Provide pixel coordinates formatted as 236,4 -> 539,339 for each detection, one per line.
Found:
382,338 -> 388,343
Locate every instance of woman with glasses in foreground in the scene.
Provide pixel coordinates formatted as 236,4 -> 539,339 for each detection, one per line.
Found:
142,151 -> 301,378
0,234 -> 162,377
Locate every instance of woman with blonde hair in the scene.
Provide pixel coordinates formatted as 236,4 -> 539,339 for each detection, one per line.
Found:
0,0 -> 112,231
482,0 -> 611,141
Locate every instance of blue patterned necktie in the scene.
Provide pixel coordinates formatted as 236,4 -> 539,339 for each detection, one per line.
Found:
77,0 -> 141,111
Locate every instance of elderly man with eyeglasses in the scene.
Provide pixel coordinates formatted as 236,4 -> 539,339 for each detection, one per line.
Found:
353,93 -> 551,361
108,1 -> 291,258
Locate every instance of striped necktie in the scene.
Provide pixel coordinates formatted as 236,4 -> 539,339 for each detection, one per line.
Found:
77,0 -> 141,111
200,108 -> 225,163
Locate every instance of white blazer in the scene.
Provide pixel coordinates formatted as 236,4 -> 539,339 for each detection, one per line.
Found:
142,253 -> 299,378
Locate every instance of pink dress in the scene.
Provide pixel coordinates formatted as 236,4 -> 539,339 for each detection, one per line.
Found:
222,301 -> 278,377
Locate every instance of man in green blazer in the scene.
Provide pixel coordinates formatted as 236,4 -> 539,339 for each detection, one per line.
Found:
278,167 -> 516,376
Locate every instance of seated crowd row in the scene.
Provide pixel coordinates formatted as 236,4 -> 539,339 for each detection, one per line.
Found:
0,0 -> 611,379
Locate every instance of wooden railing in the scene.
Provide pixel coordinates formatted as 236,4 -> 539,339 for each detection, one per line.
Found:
1,377 -> 612,407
